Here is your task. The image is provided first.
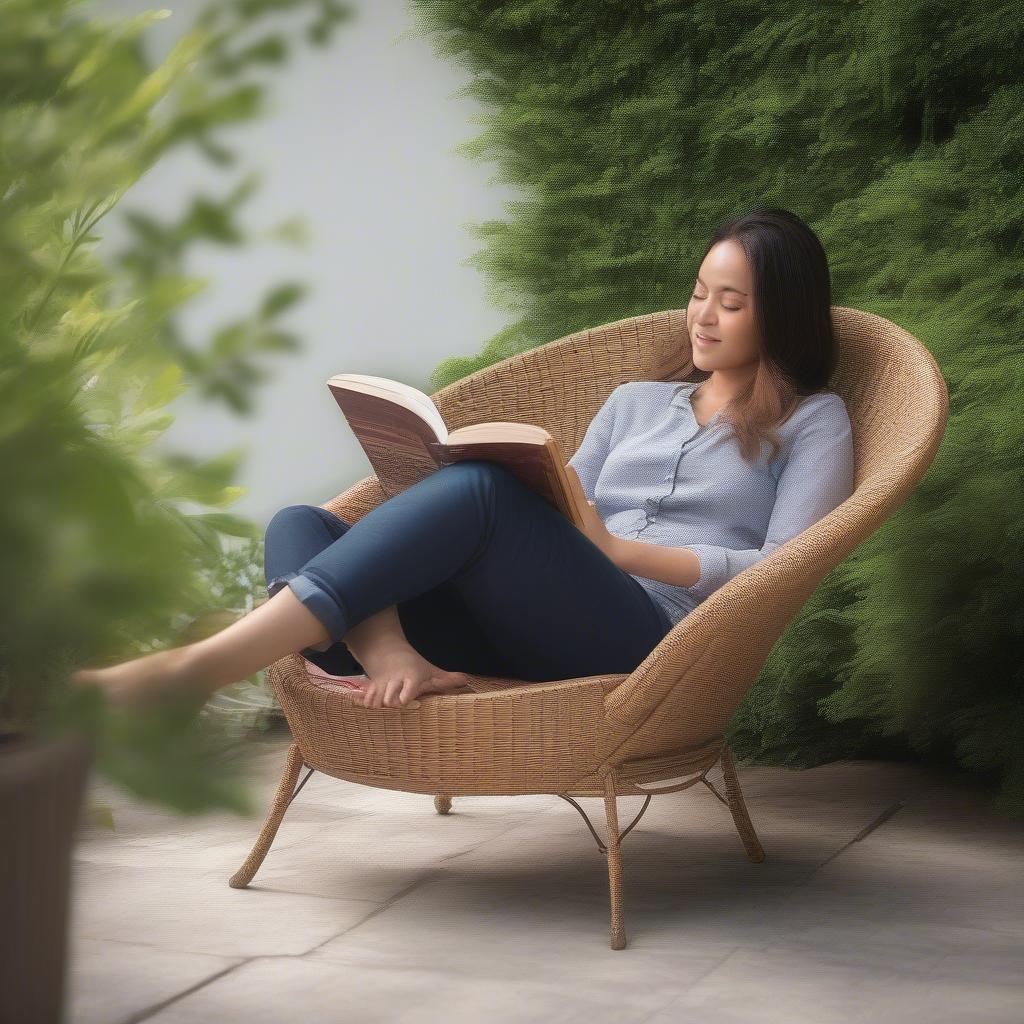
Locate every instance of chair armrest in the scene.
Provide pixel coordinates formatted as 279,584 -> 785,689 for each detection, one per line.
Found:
319,473 -> 388,525
601,502 -> 871,755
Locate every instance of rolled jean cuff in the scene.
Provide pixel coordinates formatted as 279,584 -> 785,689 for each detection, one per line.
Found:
266,570 -> 349,650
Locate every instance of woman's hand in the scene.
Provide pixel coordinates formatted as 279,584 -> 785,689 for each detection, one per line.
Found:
565,466 -> 618,560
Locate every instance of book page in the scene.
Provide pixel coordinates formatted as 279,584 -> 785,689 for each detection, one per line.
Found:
331,373 -> 448,442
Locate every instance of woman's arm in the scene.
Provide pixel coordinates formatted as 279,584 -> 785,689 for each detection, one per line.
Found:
617,396 -> 855,600
606,536 -> 702,588
565,385 -> 623,502
564,464 -> 700,584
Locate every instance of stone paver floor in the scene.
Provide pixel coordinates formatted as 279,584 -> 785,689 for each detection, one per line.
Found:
67,725 -> 1024,1023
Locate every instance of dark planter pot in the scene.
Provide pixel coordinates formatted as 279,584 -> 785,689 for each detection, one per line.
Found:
0,731 -> 94,1024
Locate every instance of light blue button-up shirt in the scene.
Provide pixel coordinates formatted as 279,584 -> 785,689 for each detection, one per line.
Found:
567,380 -> 855,628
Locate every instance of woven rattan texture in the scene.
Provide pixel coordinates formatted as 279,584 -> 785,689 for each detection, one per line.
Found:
288,306 -> 948,796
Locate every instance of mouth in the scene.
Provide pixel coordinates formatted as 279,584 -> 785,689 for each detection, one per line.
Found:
694,331 -> 721,345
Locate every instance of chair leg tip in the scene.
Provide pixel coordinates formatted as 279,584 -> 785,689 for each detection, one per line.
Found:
743,837 -> 766,862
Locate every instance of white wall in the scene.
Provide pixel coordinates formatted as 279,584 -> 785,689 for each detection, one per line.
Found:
95,0 -> 520,527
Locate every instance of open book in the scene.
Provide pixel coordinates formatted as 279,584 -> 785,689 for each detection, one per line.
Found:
327,373 -> 589,531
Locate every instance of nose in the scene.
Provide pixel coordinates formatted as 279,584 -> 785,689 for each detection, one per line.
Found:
693,296 -> 717,325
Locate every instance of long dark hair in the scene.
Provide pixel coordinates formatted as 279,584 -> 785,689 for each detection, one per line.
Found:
656,206 -> 839,464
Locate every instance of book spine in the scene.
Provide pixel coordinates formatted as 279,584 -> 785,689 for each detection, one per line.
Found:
330,387 -> 442,498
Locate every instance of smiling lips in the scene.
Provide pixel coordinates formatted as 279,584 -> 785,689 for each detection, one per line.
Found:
694,331 -> 721,344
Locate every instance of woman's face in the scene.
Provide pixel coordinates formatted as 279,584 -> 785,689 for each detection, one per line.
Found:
686,238 -> 761,374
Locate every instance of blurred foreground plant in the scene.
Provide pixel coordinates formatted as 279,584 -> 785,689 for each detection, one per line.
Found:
0,0 -> 352,813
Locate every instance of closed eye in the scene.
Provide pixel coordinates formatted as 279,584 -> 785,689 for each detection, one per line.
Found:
691,291 -> 741,311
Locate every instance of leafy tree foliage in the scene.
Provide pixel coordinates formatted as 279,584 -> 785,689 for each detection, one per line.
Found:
1,0 -> 352,813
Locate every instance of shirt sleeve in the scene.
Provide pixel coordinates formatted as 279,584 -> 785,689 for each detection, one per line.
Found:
680,396 -> 855,604
566,385 -> 622,502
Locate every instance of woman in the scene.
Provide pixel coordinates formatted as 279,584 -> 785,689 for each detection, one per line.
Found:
71,206 -> 855,711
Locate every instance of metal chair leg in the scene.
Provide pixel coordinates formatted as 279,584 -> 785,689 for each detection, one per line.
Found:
229,742 -> 310,889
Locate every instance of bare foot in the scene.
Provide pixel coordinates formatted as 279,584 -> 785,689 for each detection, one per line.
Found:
69,645 -> 211,711
350,648 -> 472,709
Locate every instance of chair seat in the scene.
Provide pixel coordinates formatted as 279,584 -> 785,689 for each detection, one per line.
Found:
268,653 -> 639,796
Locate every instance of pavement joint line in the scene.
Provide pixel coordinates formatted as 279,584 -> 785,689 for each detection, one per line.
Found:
289,795 -> 568,955
121,959 -> 251,1024
72,790 -> 570,978
73,932 -> 246,957
222,884 -> 383,905
801,799 -> 909,876
631,947 -> 745,1024
298,866 -> 450,956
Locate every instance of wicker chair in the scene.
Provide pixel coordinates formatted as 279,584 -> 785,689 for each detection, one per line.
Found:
229,307 -> 948,950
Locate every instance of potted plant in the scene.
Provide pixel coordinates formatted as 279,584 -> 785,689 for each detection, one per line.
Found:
0,2 -> 350,1019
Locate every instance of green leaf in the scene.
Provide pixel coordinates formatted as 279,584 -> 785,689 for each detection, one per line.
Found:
258,282 -> 306,320
190,512 -> 262,540
106,27 -> 211,129
132,363 -> 184,415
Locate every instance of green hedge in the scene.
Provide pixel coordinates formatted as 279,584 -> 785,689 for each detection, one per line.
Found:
408,1 -> 1024,818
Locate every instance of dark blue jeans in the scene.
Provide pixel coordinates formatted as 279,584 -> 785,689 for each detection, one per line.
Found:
263,461 -> 673,683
